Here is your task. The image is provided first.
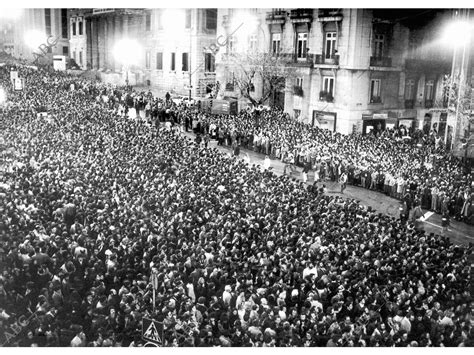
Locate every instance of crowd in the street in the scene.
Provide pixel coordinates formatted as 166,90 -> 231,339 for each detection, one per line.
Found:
188,109 -> 474,225
0,65 -> 473,347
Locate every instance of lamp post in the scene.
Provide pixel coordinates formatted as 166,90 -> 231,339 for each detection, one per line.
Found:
443,11 -> 472,152
113,39 -> 141,87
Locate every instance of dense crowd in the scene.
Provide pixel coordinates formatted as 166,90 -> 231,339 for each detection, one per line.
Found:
189,109 -> 474,225
0,65 -> 473,347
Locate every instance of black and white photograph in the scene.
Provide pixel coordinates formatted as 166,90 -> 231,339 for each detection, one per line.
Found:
0,0 -> 473,348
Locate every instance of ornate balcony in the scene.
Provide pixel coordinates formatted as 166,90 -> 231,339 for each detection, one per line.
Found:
317,9 -> 343,22
319,91 -> 334,103
293,86 -> 304,97
370,56 -> 392,67
289,9 -> 313,23
265,9 -> 286,24
315,54 -> 339,66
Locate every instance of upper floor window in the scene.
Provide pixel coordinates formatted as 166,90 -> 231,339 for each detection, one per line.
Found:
297,32 -> 308,59
370,79 -> 381,103
206,9 -> 217,30
425,80 -> 434,100
185,9 -> 191,29
405,79 -> 415,99
145,12 -> 151,31
325,32 -> 337,58
78,20 -> 83,35
271,33 -> 281,55
204,53 -> 215,72
373,34 -> 384,58
249,34 -> 257,51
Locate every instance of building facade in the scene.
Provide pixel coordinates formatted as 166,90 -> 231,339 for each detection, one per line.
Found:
86,8 -> 218,97
215,8 -> 473,138
68,9 -> 91,70
5,9 -> 70,63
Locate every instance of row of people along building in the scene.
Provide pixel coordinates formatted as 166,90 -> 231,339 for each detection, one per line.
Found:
1,8 -> 473,154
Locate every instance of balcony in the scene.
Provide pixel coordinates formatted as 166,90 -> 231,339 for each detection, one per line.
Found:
289,9 -> 313,23
319,91 -> 334,103
280,53 -> 314,67
265,9 -> 286,24
404,99 -> 414,109
370,96 -> 382,104
317,8 -> 343,22
370,56 -> 392,67
315,54 -> 339,66
424,99 -> 433,109
293,86 -> 304,97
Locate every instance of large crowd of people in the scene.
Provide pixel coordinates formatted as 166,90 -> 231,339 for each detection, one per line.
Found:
189,108 -> 474,225
0,65 -> 473,347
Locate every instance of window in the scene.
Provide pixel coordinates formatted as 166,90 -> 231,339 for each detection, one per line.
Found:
61,9 -> 68,39
370,79 -> 381,103
63,46 -> 69,56
182,52 -> 189,71
325,32 -> 337,58
170,52 -> 176,71
157,10 -> 163,30
296,77 -> 303,88
185,9 -> 191,29
297,32 -> 308,59
405,79 -> 415,99
323,76 -> 335,97
425,80 -> 434,100
204,53 -> 215,72
271,33 -> 281,55
146,51 -> 151,69
206,9 -> 217,30
79,51 -> 82,65
78,20 -> 83,35
72,21 -> 76,36
45,9 -> 52,36
249,34 -> 257,51
156,52 -> 163,70
294,109 -> 301,119
145,12 -> 151,31
72,51 -> 76,62
373,34 -> 384,58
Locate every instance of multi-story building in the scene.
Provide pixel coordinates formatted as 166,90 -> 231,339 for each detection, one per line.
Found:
6,9 -> 70,63
68,9 -> 91,70
86,8 -> 218,97
215,8 -> 473,138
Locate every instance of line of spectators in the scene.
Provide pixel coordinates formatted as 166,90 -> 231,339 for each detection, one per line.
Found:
0,65 -> 473,347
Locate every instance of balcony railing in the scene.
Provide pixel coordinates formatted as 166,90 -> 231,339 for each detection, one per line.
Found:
289,9 -> 313,22
315,54 -> 339,65
370,96 -> 382,104
293,86 -> 304,97
404,99 -> 414,109
370,56 -> 392,67
319,91 -> 334,103
425,99 -> 433,109
265,9 -> 287,23
280,53 -> 314,67
318,9 -> 343,18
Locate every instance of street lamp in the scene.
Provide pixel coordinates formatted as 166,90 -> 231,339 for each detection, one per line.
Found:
442,14 -> 473,151
113,39 -> 141,87
24,29 -> 46,50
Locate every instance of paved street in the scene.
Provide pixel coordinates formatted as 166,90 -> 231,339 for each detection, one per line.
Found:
180,131 -> 474,246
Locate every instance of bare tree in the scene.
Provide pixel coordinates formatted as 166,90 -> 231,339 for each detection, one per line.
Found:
224,52 -> 294,107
